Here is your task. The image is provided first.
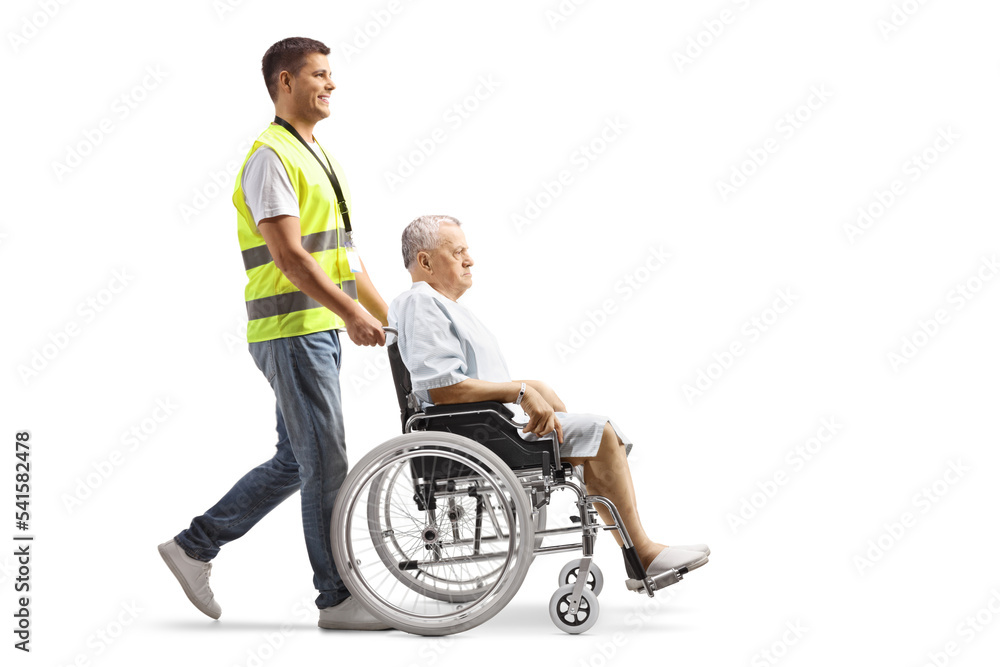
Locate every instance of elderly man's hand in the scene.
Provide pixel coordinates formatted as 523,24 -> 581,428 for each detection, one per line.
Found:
525,381 -> 566,413
520,385 -> 564,443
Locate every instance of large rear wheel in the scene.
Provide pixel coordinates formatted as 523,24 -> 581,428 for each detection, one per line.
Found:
332,432 -> 534,635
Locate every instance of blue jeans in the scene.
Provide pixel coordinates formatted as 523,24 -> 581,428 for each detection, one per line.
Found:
175,329 -> 350,609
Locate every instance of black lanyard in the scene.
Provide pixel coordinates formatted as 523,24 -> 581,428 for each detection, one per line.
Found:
273,116 -> 352,234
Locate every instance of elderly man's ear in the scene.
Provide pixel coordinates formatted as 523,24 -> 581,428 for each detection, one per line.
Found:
418,251 -> 432,273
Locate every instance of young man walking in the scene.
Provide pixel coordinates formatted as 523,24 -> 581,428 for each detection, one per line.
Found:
159,37 -> 390,631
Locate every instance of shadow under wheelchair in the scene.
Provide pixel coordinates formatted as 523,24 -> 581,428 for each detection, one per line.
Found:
330,329 -> 690,636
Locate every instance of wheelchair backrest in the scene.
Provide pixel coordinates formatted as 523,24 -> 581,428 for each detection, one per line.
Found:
387,338 -> 418,432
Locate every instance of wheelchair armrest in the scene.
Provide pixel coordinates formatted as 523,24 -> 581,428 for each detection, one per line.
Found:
408,401 -> 524,435
423,401 -> 514,419
410,400 -> 563,473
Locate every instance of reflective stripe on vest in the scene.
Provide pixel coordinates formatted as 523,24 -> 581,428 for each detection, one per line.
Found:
241,228 -> 347,272
234,123 -> 358,342
245,279 -> 358,321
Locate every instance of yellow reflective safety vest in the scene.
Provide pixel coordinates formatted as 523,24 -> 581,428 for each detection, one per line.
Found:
234,123 -> 358,343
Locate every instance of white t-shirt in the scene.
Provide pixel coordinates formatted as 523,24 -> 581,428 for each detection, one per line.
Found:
241,141 -> 330,225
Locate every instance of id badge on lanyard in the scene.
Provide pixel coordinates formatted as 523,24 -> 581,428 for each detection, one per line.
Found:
344,231 -> 362,273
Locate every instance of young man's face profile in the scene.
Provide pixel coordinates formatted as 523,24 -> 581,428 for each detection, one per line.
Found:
287,52 -> 335,123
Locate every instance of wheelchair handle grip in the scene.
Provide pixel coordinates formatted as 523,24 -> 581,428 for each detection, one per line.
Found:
383,327 -> 398,336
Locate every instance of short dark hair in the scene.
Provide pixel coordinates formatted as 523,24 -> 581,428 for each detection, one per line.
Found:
262,37 -> 331,102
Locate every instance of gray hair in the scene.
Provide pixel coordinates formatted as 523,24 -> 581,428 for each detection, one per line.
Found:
401,215 -> 462,269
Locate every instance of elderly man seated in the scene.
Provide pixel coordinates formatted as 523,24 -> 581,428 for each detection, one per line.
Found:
387,214 -> 710,579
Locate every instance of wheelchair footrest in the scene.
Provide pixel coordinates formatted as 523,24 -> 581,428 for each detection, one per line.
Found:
625,567 -> 685,595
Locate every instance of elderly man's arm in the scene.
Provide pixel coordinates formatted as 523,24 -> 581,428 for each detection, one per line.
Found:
429,380 -> 563,443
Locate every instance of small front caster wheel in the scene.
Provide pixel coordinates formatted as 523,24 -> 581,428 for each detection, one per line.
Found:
549,584 -> 600,634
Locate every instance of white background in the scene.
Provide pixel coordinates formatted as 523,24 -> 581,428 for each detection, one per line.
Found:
3,0 -> 1000,664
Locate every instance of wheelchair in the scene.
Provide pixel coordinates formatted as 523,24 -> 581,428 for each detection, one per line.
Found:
330,329 -> 688,635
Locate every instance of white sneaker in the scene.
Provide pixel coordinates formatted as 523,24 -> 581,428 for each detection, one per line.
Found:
672,544 -> 711,556
646,547 -> 709,575
318,597 -> 391,631
158,540 -> 221,620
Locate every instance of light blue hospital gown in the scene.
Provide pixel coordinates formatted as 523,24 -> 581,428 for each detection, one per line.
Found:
388,281 -> 632,459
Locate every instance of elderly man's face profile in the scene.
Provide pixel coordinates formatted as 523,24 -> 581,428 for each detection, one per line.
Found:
425,224 -> 474,300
